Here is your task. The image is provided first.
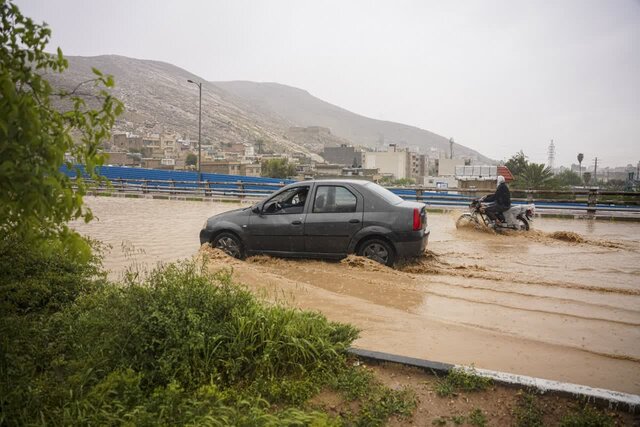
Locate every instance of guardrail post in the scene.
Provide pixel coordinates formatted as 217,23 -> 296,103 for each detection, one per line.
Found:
171,179 -> 175,195
237,180 -> 245,199
587,188 -> 598,214
142,179 -> 148,194
416,189 -> 423,202
526,190 -> 533,203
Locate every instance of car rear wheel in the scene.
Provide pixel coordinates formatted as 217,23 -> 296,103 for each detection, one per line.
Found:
358,239 -> 395,266
212,232 -> 245,259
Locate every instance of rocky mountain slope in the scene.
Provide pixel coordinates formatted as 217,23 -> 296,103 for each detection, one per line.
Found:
215,81 -> 491,162
48,55 -> 490,162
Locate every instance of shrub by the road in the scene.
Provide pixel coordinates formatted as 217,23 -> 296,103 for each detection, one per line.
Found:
0,240 -> 415,425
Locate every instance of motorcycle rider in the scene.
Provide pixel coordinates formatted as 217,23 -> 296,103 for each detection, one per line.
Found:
483,175 -> 511,223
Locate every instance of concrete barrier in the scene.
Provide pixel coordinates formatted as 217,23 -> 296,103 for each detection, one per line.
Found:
348,348 -> 640,414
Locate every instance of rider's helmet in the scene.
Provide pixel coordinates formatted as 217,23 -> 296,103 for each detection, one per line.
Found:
496,175 -> 505,187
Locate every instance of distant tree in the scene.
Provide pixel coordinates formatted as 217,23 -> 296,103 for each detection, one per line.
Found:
185,153 -> 198,166
577,153 -> 584,177
519,163 -> 555,189
505,150 -> 528,178
604,179 -> 625,191
0,1 -> 123,250
582,172 -> 592,186
555,170 -> 582,188
380,177 -> 415,186
261,158 -> 296,178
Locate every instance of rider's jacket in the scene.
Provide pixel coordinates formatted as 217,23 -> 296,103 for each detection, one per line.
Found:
495,183 -> 511,209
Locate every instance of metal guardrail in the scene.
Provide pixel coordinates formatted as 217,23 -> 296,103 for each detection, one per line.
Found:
395,186 -> 640,216
82,178 -> 640,217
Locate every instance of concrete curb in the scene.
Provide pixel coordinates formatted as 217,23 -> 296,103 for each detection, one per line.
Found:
348,348 -> 640,414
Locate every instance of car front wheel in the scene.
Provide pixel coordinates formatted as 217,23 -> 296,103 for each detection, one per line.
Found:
358,239 -> 395,266
212,232 -> 245,259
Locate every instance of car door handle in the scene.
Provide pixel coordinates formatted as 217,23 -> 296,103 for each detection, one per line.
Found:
349,219 -> 360,224
292,220 -> 302,225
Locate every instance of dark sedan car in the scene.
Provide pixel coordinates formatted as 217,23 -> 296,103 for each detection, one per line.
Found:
199,180 -> 430,266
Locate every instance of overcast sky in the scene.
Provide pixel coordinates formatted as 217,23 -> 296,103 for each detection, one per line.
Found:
17,0 -> 640,167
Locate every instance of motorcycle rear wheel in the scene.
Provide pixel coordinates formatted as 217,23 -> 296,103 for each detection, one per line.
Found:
516,216 -> 530,231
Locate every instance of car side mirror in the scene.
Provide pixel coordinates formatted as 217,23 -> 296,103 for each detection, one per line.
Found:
252,204 -> 262,214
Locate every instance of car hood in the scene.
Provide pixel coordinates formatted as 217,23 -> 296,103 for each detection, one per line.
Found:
208,207 -> 250,221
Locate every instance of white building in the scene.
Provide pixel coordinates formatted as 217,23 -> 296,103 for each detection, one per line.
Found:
364,151 -> 409,179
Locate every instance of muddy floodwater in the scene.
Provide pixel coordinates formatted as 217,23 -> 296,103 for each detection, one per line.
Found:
71,196 -> 640,394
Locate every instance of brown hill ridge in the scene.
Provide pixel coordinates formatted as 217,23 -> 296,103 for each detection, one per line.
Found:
47,54 -> 491,162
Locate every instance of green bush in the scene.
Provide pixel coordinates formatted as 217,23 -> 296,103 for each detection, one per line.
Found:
0,235 -> 104,315
3,252 -> 419,425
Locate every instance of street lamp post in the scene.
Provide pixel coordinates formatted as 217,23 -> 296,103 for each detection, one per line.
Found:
187,79 -> 202,183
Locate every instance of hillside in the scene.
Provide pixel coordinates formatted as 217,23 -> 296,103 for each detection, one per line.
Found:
47,55 -> 491,162
46,55 -> 319,157
214,81 -> 492,162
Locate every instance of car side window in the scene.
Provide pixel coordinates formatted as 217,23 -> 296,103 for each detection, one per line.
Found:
263,186 -> 309,214
313,186 -> 357,213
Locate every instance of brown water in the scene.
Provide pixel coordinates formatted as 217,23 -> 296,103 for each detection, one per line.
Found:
71,197 -> 640,394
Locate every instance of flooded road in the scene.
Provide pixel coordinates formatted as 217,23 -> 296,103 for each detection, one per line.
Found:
71,196 -> 640,394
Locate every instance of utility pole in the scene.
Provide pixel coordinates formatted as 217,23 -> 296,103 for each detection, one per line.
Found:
449,138 -> 454,159
593,157 -> 598,185
187,79 -> 202,182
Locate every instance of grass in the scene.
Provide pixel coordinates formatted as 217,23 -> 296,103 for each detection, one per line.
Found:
468,408 -> 487,426
431,409 -> 487,427
560,404 -> 615,427
0,237 -> 415,426
434,367 -> 493,397
512,392 -> 544,427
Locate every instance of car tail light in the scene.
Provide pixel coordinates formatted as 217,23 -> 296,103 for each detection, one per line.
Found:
413,208 -> 422,231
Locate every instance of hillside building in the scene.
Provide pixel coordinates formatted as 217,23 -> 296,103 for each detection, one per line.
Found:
201,161 -> 261,177
322,144 -> 365,167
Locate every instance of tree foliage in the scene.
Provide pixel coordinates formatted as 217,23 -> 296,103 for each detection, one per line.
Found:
555,170 -> 582,187
185,152 -> 197,166
505,151 -> 560,189
518,163 -> 555,189
0,1 -> 123,248
261,158 -> 296,178
505,150 -> 528,178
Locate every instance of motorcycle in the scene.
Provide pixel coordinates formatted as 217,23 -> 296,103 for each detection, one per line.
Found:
456,196 -> 535,231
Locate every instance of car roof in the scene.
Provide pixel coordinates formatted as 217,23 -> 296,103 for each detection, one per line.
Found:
288,179 -> 372,187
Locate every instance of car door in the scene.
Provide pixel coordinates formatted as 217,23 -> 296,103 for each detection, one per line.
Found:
248,185 -> 309,254
303,184 -> 363,255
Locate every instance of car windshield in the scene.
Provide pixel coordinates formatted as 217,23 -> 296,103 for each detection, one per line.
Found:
364,182 -> 404,205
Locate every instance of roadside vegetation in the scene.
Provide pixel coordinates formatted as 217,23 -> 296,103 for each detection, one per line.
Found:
0,238 -> 417,425
434,368 -> 492,397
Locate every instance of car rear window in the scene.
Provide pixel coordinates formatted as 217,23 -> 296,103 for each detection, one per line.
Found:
364,182 -> 404,205
313,186 -> 357,213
